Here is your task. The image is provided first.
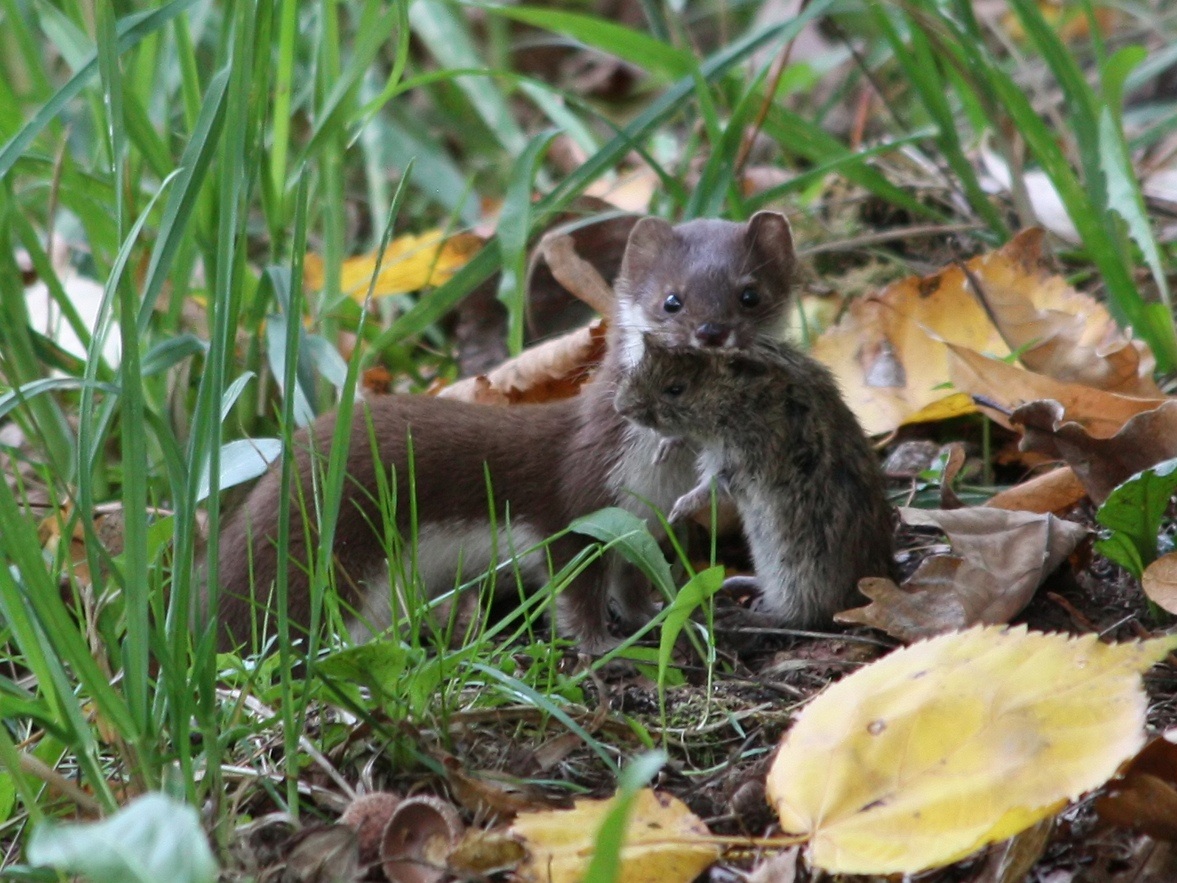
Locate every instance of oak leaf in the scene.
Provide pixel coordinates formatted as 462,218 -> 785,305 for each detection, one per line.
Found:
810,229 -> 1158,435
836,508 -> 1088,641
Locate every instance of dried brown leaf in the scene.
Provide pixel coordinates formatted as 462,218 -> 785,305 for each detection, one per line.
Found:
967,229 -> 1159,396
837,508 -> 1088,641
1143,553 -> 1177,616
437,321 -> 607,405
1014,399 -> 1177,504
947,344 -> 1166,436
984,467 -> 1087,514
1096,733 -> 1177,841
811,230 -> 1159,435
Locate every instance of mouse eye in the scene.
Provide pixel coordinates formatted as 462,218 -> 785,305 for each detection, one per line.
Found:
739,286 -> 760,308
663,383 -> 685,397
663,292 -> 683,313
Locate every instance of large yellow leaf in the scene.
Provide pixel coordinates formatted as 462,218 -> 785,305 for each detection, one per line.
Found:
510,788 -> 719,883
303,229 -> 482,301
767,626 -> 1177,875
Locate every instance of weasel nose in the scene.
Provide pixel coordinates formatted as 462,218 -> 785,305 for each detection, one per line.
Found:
695,323 -> 731,347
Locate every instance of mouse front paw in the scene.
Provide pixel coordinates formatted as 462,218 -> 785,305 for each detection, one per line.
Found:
653,436 -> 683,465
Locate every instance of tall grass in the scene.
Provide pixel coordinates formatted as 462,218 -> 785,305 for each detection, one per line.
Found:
0,0 -> 1174,871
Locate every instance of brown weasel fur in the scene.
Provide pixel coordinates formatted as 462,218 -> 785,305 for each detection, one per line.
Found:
210,212 -> 796,652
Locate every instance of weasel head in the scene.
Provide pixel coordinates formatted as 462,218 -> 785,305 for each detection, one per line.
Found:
612,211 -> 796,370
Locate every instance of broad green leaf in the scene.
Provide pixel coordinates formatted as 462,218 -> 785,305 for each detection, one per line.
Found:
570,507 -> 674,596
28,793 -> 217,883
1095,458 -> 1177,579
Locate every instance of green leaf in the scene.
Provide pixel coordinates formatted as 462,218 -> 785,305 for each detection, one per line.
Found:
1094,458 -> 1177,579
0,0 -> 201,179
1099,107 -> 1173,311
497,129 -> 558,355
408,0 -> 526,153
195,439 -> 282,503
570,507 -> 674,596
658,566 -> 724,688
486,6 -> 693,79
28,793 -> 217,883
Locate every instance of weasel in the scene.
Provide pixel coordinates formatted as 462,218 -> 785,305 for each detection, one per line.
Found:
613,339 -> 895,630
211,212 -> 796,653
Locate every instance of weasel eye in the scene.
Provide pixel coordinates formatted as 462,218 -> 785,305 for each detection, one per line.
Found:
663,292 -> 683,313
740,286 -> 761,308
663,383 -> 685,397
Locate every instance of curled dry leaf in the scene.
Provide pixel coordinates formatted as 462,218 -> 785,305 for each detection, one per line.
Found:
1096,732 -> 1177,841
1143,553 -> 1177,615
1013,398 -> 1177,505
510,788 -> 719,883
964,229 -> 1158,396
282,824 -> 361,883
946,344 -> 1166,436
437,320 -> 607,405
304,229 -> 482,301
768,626 -> 1177,875
984,467 -> 1087,515
836,508 -> 1088,642
809,228 -> 1156,435
438,752 -> 570,816
525,208 -> 638,338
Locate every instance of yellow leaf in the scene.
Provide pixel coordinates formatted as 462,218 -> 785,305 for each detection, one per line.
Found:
767,626 -> 1177,875
303,229 -> 482,301
510,788 -> 719,883
809,229 -> 1158,435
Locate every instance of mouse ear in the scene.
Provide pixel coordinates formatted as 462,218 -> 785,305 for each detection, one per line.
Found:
619,217 -> 675,289
745,211 -> 795,283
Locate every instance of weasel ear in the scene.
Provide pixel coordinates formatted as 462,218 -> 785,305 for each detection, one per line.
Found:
745,211 -> 795,281
619,217 -> 675,289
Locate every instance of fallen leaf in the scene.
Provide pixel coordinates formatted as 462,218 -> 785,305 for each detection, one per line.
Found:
446,828 -> 528,877
810,229 -> 1157,435
947,344 -> 1166,436
1143,553 -> 1177,615
984,467 -> 1087,514
1096,732 -> 1177,841
836,508 -> 1088,641
304,229 -> 482,301
1014,399 -> 1177,503
963,228 -> 1159,396
767,626 -> 1177,875
437,320 -> 607,405
510,788 -> 719,883
438,753 -> 567,816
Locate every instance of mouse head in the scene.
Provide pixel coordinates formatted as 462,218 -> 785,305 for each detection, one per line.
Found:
612,212 -> 795,369
614,336 -> 774,439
